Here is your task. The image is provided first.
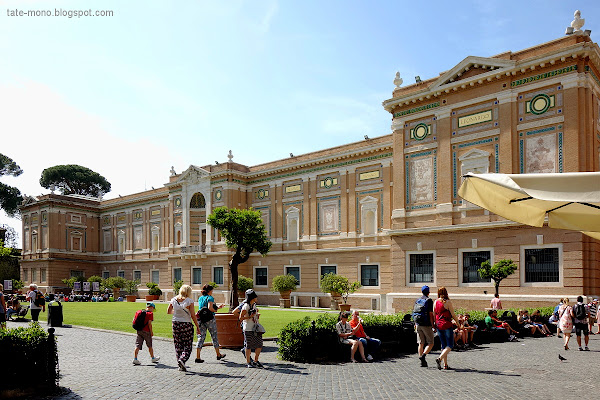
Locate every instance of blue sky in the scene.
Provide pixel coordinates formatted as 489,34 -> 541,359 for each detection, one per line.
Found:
1,0 -> 598,239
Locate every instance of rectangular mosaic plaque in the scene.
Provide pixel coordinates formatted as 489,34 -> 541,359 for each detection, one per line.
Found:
285,184 -> 302,193
359,170 -> 380,181
151,210 -> 161,216
458,110 -> 492,128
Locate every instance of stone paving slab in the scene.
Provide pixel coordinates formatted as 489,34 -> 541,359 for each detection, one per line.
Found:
8,320 -> 599,399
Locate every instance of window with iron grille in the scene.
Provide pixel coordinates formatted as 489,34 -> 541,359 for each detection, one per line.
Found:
462,251 -> 490,283
255,267 -> 268,286
524,248 -> 559,282
361,265 -> 379,286
409,254 -> 434,283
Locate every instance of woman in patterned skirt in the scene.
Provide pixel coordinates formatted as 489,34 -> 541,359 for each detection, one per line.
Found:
167,284 -> 200,371
239,289 -> 264,368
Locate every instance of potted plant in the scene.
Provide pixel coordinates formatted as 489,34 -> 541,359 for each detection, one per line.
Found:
124,279 -> 140,302
146,282 -> 162,301
12,279 -> 25,294
320,273 -> 361,311
271,274 -> 298,308
237,275 -> 253,304
104,276 -> 127,298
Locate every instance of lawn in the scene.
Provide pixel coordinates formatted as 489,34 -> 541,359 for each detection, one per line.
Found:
55,301 -> 336,339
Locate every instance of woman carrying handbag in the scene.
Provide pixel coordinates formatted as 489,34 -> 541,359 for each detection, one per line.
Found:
239,289 -> 264,368
195,284 -> 226,363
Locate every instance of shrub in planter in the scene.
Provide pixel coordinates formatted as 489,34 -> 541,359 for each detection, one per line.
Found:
319,273 -> 361,304
271,274 -> 298,295
0,323 -> 59,395
237,275 -> 254,293
146,282 -> 162,296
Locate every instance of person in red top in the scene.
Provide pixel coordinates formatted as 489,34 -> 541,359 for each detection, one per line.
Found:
133,303 -> 160,365
349,310 -> 381,361
433,287 -> 458,370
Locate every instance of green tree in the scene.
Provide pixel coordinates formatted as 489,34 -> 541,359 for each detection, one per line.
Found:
62,276 -> 85,290
0,239 -> 20,284
0,154 -> 23,217
207,207 -> 272,309
39,164 -> 111,197
478,259 -> 518,297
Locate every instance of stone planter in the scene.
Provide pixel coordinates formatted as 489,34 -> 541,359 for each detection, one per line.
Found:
145,295 -> 159,301
126,295 -> 137,302
279,290 -> 292,300
215,313 -> 244,348
330,293 -> 341,310
339,304 -> 351,312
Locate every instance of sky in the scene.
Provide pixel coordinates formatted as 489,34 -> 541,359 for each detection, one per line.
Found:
1,0 -> 599,242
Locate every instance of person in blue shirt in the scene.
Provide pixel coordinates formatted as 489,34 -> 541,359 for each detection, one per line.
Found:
195,284 -> 226,363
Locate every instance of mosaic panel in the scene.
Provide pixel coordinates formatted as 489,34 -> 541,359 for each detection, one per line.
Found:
518,125 -> 563,173
317,195 -> 341,236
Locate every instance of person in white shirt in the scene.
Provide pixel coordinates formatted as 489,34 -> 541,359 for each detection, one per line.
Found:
239,289 -> 264,368
26,283 -> 45,321
167,285 -> 200,371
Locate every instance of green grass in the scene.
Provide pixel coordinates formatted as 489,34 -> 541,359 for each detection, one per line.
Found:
57,302 -> 336,339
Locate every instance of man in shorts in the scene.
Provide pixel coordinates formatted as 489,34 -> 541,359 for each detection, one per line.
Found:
132,303 -> 160,365
414,285 -> 435,367
573,296 -> 590,351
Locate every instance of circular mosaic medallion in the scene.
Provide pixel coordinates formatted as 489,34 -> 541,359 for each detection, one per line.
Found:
257,189 -> 265,199
530,94 -> 551,115
413,123 -> 429,141
324,177 -> 333,188
174,197 -> 181,208
215,190 -> 222,201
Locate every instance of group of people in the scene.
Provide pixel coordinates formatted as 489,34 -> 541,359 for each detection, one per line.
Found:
0,283 -> 46,327
335,310 -> 381,362
133,284 -> 265,371
553,296 -> 596,351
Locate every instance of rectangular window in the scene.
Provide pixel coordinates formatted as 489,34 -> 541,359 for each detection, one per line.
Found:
255,267 -> 268,286
151,270 -> 159,284
285,266 -> 300,285
192,267 -> 202,285
173,267 -> 182,282
133,270 -> 142,282
462,251 -> 490,283
41,269 -> 46,283
32,269 -> 37,283
410,254 -> 434,283
524,248 -> 559,282
320,265 -> 337,280
361,265 -> 379,286
213,267 -> 223,285
70,270 -> 84,278
102,271 -> 110,279
118,270 -> 125,278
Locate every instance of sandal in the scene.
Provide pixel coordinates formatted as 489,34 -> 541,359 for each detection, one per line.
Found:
444,365 -> 452,370
435,358 -> 442,370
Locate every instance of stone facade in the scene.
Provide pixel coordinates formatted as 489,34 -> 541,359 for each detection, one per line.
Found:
19,34 -> 600,311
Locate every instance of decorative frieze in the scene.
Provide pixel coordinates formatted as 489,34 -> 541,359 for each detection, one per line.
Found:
511,65 -> 577,88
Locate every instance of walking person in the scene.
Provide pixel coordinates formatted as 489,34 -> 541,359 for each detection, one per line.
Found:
167,284 -> 200,371
434,287 -> 458,370
588,298 -> 598,334
413,285 -> 435,367
490,293 -> 502,310
132,302 -> 160,365
239,289 -> 265,368
26,283 -> 45,322
559,298 -> 574,350
573,296 -> 590,351
195,284 -> 226,363
0,283 -> 6,329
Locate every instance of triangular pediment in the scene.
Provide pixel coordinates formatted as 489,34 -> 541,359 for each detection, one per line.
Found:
431,56 -> 516,89
174,165 -> 210,185
21,195 -> 38,206
459,148 -> 490,161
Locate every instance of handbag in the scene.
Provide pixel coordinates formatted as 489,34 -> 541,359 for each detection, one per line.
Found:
254,322 -> 266,334
196,307 -> 214,323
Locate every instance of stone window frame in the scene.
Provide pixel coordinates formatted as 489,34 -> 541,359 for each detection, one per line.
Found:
359,196 -> 378,236
285,206 -> 300,242
405,250 -> 437,287
285,265 -> 301,288
151,225 -> 160,251
519,243 -> 563,287
359,263 -> 380,288
253,266 -> 269,288
192,267 -> 202,285
457,247 -> 494,287
212,266 -> 224,286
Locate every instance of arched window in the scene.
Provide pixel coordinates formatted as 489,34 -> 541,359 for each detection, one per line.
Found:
190,193 -> 206,208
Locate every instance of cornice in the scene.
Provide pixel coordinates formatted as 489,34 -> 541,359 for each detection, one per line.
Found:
385,220 -> 521,236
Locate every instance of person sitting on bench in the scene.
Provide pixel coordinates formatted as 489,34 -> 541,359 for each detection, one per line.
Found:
336,311 -> 368,363
6,298 -> 20,319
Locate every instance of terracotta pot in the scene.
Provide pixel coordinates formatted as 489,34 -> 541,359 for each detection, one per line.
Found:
330,292 -> 341,298
215,313 -> 244,348
145,295 -> 158,301
279,290 -> 292,300
339,304 -> 351,312
126,295 -> 137,302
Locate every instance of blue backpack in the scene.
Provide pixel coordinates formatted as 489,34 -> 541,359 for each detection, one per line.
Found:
412,297 -> 429,325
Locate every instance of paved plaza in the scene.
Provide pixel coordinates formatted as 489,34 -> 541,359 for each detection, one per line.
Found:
8,319 -> 599,399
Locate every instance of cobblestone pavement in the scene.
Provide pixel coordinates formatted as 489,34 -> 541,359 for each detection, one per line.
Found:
8,320 -> 600,399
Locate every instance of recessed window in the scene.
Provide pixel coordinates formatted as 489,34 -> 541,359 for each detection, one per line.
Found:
70,270 -> 84,278
192,267 -> 202,285
524,247 -> 559,282
102,271 -> 110,279
118,270 -> 125,278
32,269 -> 37,283
133,270 -> 142,282
462,251 -> 490,283
320,265 -> 336,280
255,267 -> 268,286
361,265 -> 379,286
409,254 -> 434,283
41,269 -> 46,283
285,266 -> 300,286
173,267 -> 182,282
213,267 -> 224,285
151,270 -> 159,284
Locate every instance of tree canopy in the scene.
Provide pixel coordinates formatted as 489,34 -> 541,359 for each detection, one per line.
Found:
0,154 -> 23,217
207,207 -> 271,309
40,164 -> 111,197
478,259 -> 518,296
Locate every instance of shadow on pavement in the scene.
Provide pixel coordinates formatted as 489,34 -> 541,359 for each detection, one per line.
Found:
449,367 -> 521,377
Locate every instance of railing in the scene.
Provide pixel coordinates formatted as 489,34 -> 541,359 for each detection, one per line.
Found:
180,245 -> 206,254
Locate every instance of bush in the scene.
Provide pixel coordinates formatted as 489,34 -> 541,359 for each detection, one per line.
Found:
0,323 -> 58,394
237,275 -> 253,293
319,273 -> 361,304
271,274 -> 298,292
146,282 -> 162,296
104,276 -> 127,290
172,280 -> 183,296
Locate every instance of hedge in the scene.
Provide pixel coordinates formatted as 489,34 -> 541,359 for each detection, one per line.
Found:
0,323 -> 59,396
277,307 -> 556,362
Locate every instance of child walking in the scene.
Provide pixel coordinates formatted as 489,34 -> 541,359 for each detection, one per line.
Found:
133,302 -> 160,365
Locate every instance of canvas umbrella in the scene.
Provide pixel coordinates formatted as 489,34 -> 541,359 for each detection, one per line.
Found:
457,172 -> 600,238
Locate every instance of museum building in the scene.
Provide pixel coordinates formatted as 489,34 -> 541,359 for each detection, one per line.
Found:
19,31 -> 600,312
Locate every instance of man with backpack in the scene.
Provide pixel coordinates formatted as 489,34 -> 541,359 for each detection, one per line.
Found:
413,285 -> 435,367
26,283 -> 45,322
132,302 -> 160,365
573,296 -> 590,351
